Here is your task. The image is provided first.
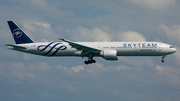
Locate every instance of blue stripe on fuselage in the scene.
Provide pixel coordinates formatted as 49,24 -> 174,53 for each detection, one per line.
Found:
37,42 -> 67,56
44,43 -> 62,55
50,45 -> 67,56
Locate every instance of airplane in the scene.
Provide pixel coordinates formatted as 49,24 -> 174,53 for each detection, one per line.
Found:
5,21 -> 177,64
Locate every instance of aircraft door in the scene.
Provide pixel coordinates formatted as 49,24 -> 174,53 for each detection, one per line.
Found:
159,46 -> 163,51
97,45 -> 102,50
66,45 -> 71,51
134,47 -> 139,51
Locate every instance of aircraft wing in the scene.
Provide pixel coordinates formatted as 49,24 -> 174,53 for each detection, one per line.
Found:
58,38 -> 101,53
5,44 -> 27,49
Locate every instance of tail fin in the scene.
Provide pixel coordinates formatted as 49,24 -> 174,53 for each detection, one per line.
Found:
7,21 -> 33,44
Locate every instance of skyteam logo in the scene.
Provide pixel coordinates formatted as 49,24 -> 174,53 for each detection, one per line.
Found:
37,42 -> 67,56
13,28 -> 22,38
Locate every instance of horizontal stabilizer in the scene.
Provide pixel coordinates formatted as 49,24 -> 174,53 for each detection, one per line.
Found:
5,44 -> 27,49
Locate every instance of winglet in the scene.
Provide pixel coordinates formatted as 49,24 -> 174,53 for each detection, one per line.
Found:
58,38 -> 65,41
58,38 -> 63,40
58,38 -> 72,43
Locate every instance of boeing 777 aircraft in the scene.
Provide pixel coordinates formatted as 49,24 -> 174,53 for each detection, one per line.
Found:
5,21 -> 177,64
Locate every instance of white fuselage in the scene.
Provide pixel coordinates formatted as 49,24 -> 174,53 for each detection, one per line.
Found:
8,41 -> 177,58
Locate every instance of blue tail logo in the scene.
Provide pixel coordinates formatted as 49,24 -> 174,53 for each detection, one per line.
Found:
13,28 -> 22,38
7,21 -> 33,44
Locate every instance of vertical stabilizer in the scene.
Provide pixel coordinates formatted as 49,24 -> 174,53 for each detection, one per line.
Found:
7,21 -> 33,44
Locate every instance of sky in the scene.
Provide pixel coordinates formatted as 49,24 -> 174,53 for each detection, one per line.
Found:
1,0 -> 180,101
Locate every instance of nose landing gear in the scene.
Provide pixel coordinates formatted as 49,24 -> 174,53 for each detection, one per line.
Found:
161,56 -> 166,63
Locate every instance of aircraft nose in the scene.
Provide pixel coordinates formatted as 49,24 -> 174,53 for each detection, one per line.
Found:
171,48 -> 177,53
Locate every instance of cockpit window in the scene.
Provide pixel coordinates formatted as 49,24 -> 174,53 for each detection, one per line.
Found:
169,46 -> 174,48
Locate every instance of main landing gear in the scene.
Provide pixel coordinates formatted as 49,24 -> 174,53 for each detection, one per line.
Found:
161,55 -> 166,63
84,53 -> 96,65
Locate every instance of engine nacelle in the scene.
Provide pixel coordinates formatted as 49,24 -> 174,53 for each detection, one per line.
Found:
101,50 -> 118,60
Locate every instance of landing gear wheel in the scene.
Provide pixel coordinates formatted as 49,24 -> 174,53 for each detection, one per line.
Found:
92,60 -> 96,63
88,60 -> 92,64
161,60 -> 164,63
84,61 -> 89,65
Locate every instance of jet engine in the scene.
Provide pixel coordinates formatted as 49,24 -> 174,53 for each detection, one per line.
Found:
101,50 -> 118,60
